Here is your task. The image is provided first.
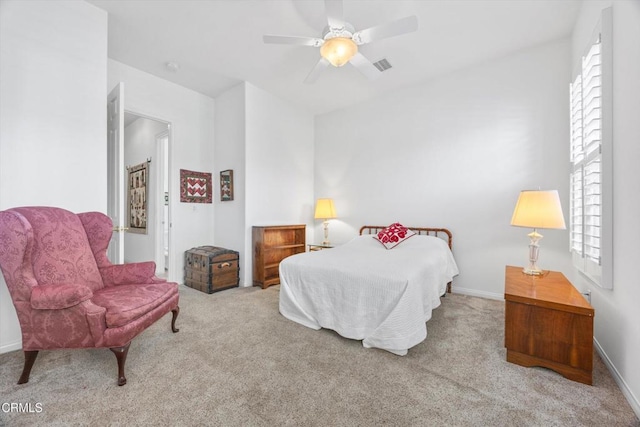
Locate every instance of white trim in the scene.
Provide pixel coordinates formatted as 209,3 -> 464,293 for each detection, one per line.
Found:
1,340 -> 21,354
155,130 -> 170,276
599,7 -> 614,290
594,337 -> 640,419
452,286 -> 503,301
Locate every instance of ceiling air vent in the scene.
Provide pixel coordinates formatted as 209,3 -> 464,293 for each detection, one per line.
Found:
373,59 -> 392,72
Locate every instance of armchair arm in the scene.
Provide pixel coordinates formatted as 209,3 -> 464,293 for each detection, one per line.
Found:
100,261 -> 165,286
31,284 -> 93,310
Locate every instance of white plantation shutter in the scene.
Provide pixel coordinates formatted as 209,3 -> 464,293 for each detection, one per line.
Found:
582,40 -> 602,267
569,75 -> 583,257
569,8 -> 612,289
569,168 -> 583,255
583,158 -> 601,264
570,76 -> 583,165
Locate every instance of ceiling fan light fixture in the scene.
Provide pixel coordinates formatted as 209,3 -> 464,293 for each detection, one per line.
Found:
320,37 -> 358,67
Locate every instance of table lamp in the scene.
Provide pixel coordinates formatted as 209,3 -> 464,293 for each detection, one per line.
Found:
314,198 -> 337,245
510,190 -> 566,275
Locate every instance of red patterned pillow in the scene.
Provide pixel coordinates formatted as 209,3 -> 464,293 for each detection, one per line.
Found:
374,223 -> 416,249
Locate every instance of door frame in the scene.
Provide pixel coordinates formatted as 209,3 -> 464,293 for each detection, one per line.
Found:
155,129 -> 170,276
125,108 -> 172,278
107,83 -> 125,264
109,103 -> 174,279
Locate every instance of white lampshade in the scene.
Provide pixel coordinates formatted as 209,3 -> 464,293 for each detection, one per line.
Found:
320,37 -> 357,67
314,199 -> 337,220
511,190 -> 566,230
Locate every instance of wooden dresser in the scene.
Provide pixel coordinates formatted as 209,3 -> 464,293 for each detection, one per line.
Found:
504,265 -> 594,385
252,225 -> 305,289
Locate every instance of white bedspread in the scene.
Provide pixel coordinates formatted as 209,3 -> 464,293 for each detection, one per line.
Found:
279,235 -> 459,355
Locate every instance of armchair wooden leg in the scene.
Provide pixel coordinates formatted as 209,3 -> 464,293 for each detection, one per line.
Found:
171,306 -> 180,333
17,350 -> 39,384
110,343 -> 130,386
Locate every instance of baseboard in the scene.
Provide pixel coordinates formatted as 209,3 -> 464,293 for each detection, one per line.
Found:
452,286 -> 503,301
594,337 -> 640,419
0,340 -> 21,354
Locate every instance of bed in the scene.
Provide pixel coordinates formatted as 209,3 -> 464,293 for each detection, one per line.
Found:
278,225 -> 459,355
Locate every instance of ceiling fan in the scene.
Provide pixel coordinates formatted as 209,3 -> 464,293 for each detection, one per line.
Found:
263,0 -> 418,83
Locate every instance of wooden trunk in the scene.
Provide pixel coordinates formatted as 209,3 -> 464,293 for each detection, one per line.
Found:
184,246 -> 239,293
504,265 -> 594,385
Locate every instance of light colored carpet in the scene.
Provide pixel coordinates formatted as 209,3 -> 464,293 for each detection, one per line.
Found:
0,285 -> 638,426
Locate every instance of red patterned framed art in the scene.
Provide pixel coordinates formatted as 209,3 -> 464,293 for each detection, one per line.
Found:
180,169 -> 212,203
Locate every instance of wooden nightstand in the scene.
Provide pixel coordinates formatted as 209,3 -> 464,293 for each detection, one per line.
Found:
504,265 -> 594,385
307,243 -> 334,251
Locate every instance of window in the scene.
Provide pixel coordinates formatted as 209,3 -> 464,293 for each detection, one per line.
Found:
569,8 -> 612,289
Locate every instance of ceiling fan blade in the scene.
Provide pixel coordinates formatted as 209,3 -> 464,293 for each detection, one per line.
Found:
325,0 -> 345,29
349,52 -> 380,80
352,15 -> 418,45
304,57 -> 330,84
263,35 -> 324,47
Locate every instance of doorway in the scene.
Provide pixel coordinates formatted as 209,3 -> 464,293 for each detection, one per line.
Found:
121,111 -> 172,277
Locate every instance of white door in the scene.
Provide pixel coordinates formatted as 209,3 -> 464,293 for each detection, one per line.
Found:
107,83 -> 125,264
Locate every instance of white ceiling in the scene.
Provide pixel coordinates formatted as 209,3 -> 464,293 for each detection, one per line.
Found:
87,0 -> 581,115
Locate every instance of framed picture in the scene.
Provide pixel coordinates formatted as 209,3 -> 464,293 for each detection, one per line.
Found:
127,161 -> 148,234
220,169 -> 233,201
180,169 -> 212,203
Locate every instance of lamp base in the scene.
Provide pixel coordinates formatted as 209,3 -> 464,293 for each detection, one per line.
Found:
322,220 -> 330,246
523,229 -> 543,276
522,266 -> 543,275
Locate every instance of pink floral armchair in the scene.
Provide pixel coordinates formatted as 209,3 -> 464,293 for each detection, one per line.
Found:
0,207 -> 179,386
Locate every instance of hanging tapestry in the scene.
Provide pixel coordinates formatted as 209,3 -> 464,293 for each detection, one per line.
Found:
127,161 -> 149,234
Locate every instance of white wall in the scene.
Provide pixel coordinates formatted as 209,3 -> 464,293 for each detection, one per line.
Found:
244,83 -> 315,286
213,82 -> 315,286
123,117 -> 168,264
214,83 -> 247,283
108,60 -> 216,284
568,0 -> 640,417
315,39 -> 571,300
0,0 -> 108,352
